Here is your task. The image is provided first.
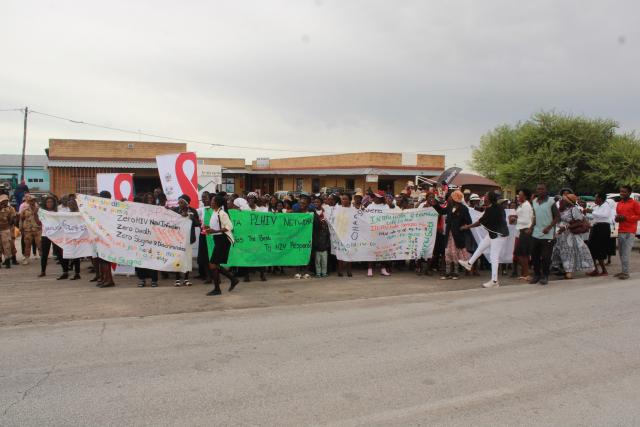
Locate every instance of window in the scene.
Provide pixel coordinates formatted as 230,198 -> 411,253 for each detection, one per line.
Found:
76,176 -> 97,194
312,178 -> 320,193
277,178 -> 284,191
295,178 -> 304,192
221,177 -> 235,193
345,179 -> 355,191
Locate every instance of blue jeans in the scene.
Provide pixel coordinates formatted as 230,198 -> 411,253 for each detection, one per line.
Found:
618,233 -> 635,275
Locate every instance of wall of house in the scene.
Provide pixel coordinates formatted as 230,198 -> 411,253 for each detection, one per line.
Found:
49,139 -> 186,160
251,152 -> 445,170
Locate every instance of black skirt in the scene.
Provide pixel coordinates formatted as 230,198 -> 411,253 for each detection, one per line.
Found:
210,234 -> 232,265
514,229 -> 532,257
588,223 -> 611,261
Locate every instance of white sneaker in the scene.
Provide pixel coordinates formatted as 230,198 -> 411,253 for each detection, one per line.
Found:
21,258 -> 29,265
294,273 -> 302,279
367,268 -> 373,277
458,260 -> 472,271
303,273 -> 311,279
380,268 -> 390,276
482,280 -> 500,288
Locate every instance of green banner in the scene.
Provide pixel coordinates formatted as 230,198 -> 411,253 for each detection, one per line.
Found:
203,208 -> 215,261
225,210 -> 313,267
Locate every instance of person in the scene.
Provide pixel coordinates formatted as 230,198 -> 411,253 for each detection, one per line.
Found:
469,193 -> 482,210
135,193 -> 159,287
96,190 -> 115,288
196,192 -> 212,283
19,194 -> 42,265
364,190 -> 390,276
430,190 -> 472,280
459,191 -> 509,288
38,195 -> 63,278
615,185 -> 640,280
14,179 -> 29,211
528,183 -> 560,285
510,189 -> 533,280
0,194 -> 16,268
336,194 -> 353,277
153,187 -> 164,205
463,189 -> 471,205
172,194 -> 200,286
585,192 -> 614,277
312,203 -> 331,278
60,197 -> 82,280
204,195 -> 239,295
550,194 -> 594,279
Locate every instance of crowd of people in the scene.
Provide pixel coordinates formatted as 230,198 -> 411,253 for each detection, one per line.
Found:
0,181 -> 638,296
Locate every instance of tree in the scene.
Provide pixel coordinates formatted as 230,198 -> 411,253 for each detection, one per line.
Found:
470,111 -> 637,194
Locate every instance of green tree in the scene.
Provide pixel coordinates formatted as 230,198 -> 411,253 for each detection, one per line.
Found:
470,111 -> 637,194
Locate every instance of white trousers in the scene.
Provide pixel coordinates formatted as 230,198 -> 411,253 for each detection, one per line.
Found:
468,235 -> 507,282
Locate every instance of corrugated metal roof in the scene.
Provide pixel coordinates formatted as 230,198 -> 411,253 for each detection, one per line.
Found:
228,168 -> 442,176
0,154 -> 48,167
48,160 -> 158,169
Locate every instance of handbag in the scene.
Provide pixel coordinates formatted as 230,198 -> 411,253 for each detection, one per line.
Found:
568,209 -> 591,235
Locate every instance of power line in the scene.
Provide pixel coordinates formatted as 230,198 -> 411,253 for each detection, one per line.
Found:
0,108 -> 24,112
28,109 -> 335,154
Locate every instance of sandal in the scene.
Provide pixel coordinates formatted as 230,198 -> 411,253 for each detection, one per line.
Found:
174,280 -> 182,287
183,280 -> 192,287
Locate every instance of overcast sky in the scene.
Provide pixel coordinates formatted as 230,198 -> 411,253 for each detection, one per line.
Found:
1,0 -> 638,168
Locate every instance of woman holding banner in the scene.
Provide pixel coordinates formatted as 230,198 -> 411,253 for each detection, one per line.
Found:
205,195 -> 239,296
38,195 -> 64,279
136,193 -> 159,288
459,191 -> 509,288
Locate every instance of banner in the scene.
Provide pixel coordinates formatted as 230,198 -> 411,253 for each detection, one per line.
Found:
96,173 -> 134,201
97,173 -> 136,275
156,152 -> 199,209
38,210 -> 95,258
77,194 -> 193,272
469,208 -> 517,264
327,207 -> 439,262
224,210 -> 313,267
198,164 -> 222,196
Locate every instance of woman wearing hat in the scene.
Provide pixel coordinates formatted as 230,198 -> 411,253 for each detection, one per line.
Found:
204,195 -> 239,295
550,193 -> 594,279
430,190 -> 473,280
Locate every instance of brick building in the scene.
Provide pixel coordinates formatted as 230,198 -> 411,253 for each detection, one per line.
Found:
46,139 -> 446,196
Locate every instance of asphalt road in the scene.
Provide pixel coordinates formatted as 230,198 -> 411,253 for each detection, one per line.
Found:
2,276 -> 640,426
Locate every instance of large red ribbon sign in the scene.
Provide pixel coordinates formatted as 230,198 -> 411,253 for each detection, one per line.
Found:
113,173 -> 134,201
174,152 -> 199,208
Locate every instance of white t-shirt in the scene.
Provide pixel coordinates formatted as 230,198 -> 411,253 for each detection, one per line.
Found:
591,202 -> 614,224
515,200 -> 533,230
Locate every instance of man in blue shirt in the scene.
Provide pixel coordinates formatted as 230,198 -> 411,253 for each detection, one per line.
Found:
528,183 -> 560,285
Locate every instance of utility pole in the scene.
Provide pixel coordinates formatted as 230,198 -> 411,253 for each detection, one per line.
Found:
20,106 -> 28,182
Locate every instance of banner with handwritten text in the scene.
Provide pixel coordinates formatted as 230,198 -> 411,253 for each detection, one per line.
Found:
38,210 -> 96,258
77,195 -> 193,272
327,207 -> 439,262
225,210 -> 313,267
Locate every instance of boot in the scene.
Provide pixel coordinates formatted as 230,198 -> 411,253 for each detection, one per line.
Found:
11,255 -> 18,265
3,258 -> 11,269
220,267 -> 239,291
206,270 -> 222,295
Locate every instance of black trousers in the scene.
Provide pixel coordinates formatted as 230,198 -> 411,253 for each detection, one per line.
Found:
531,238 -> 555,278
197,234 -> 210,278
40,236 -> 62,273
61,258 -> 80,275
136,268 -> 158,282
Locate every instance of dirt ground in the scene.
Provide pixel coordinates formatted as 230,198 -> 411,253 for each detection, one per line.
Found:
0,252 -> 637,327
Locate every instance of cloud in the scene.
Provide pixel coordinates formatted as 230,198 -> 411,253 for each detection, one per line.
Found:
1,0 -> 638,168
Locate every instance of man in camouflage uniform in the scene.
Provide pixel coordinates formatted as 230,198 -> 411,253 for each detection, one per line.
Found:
19,194 -> 41,265
0,194 -> 16,268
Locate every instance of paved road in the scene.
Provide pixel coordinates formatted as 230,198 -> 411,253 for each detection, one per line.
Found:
2,277 -> 640,426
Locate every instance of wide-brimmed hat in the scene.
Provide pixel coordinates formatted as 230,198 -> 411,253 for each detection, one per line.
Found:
563,193 -> 578,205
469,193 -> 481,201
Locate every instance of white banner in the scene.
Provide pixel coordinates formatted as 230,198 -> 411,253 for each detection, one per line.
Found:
327,207 -> 439,262
156,152 -> 199,209
469,208 -> 517,264
96,173 -> 134,201
197,164 -> 222,196
77,194 -> 193,272
38,210 -> 96,258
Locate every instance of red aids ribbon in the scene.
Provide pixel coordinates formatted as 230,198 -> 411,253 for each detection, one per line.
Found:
175,152 -> 199,208
113,174 -> 134,201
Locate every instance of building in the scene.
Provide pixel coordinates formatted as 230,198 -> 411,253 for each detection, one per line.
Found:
0,154 -> 50,192
244,152 -> 444,195
450,173 -> 501,197
46,139 -> 447,196
47,139 -> 246,196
